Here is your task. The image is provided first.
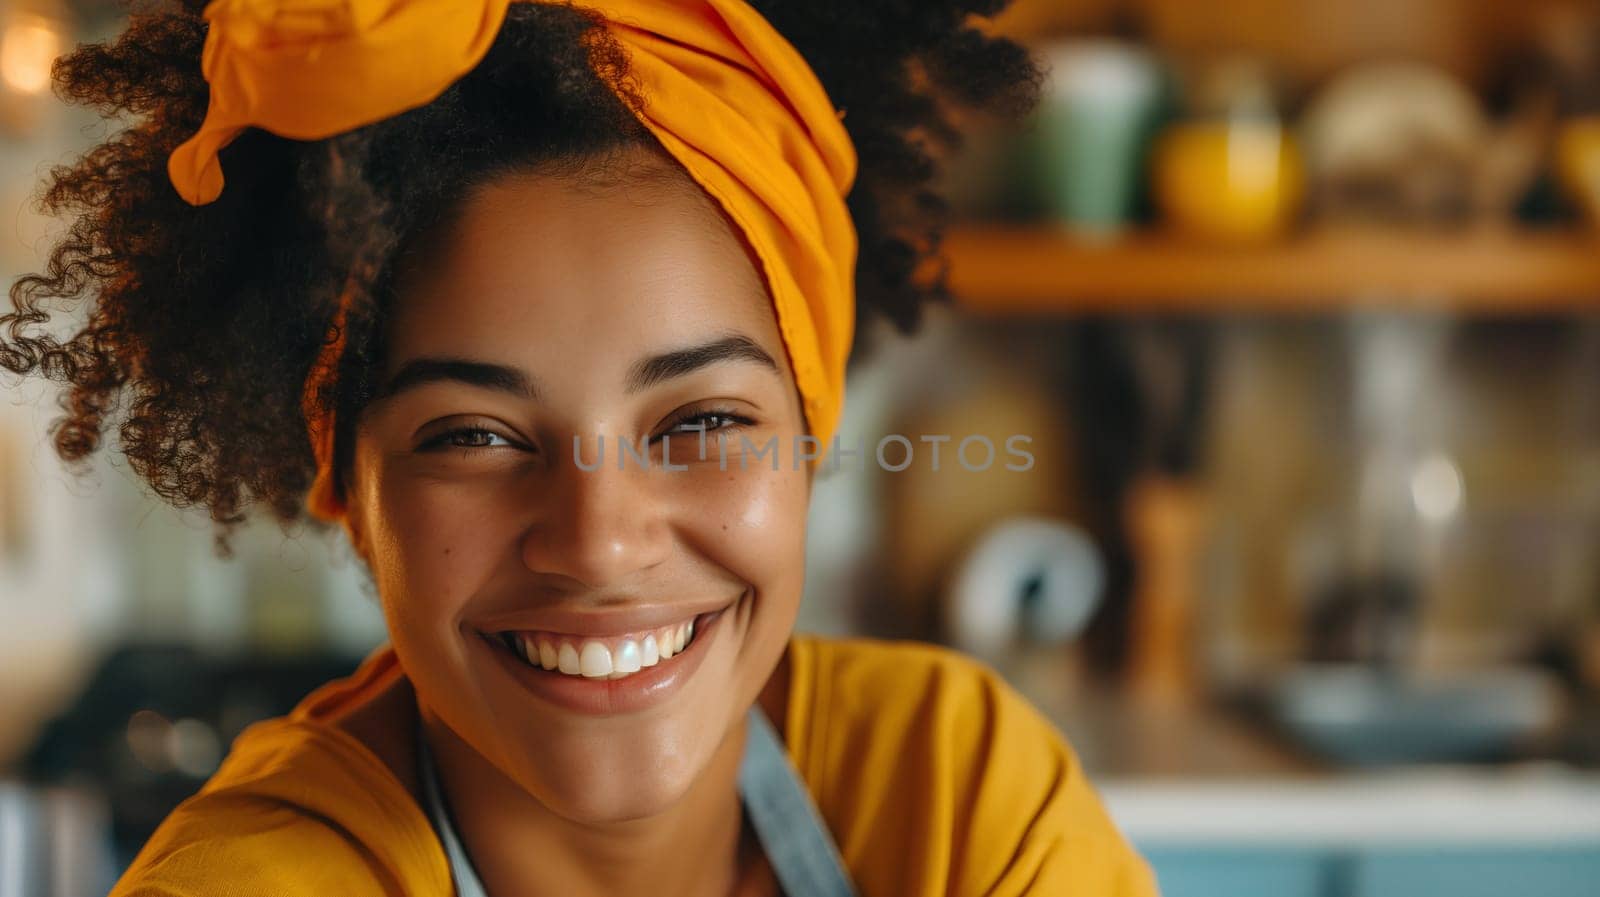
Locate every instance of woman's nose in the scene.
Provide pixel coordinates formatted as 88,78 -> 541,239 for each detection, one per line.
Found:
519,448 -> 672,588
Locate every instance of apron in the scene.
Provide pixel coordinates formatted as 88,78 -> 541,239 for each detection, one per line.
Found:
417,705 -> 858,897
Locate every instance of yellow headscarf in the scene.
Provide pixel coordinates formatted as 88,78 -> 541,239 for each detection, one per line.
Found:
168,0 -> 857,521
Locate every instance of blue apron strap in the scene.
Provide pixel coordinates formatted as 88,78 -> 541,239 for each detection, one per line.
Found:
417,704 -> 857,897
738,703 -> 859,897
417,724 -> 491,897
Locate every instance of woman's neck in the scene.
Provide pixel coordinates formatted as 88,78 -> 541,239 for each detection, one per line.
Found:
421,704 -> 750,897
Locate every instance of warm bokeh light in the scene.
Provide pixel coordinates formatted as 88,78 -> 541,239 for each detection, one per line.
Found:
0,15 -> 61,96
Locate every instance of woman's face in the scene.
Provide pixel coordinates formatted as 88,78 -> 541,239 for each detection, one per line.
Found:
345,149 -> 812,823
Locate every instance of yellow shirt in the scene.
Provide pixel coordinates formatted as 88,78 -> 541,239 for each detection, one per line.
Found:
110,634 -> 1160,896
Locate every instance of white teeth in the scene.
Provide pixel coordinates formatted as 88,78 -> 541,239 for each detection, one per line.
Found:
614,639 -> 642,674
557,642 -> 581,675
579,641 -> 614,678
503,614 -> 707,681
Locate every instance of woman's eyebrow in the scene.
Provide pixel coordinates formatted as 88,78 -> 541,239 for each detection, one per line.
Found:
377,357 -> 537,401
624,334 -> 779,394
377,334 -> 780,401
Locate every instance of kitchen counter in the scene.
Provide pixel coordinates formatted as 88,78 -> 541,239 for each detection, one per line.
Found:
1099,773 -> 1600,897
1024,673 -> 1600,897
1099,770 -> 1600,846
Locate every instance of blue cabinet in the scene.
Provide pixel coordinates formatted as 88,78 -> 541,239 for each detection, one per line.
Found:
1354,848 -> 1600,897
1140,847 -> 1334,897
1140,845 -> 1600,897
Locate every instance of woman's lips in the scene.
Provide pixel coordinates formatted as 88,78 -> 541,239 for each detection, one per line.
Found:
480,602 -> 734,716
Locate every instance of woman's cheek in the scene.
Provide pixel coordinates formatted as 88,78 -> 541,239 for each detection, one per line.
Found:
678,462 -> 809,588
369,467 -> 518,624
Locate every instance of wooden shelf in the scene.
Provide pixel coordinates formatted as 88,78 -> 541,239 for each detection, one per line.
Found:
943,225 -> 1600,314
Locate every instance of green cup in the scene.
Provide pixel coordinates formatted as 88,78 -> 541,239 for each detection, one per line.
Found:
1030,40 -> 1165,239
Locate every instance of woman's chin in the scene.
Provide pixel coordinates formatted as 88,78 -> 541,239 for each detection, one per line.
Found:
501,724 -> 720,824
551,787 -> 686,825
526,757 -> 701,825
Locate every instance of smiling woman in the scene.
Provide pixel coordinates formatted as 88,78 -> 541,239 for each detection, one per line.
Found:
1,1 -> 1157,895
350,161 -> 819,837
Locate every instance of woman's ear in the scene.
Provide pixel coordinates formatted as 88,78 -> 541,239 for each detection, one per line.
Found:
341,515 -> 370,566
337,470 -> 375,567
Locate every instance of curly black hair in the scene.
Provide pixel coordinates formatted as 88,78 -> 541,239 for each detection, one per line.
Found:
1,0 -> 1040,551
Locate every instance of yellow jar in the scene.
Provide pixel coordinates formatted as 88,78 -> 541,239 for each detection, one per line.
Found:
1152,119 -> 1305,244
1556,116 -> 1600,226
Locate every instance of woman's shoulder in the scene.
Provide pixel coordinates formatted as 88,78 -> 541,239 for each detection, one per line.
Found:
108,649 -> 449,897
786,633 -> 1071,769
786,633 -> 1161,897
785,633 -> 1059,761
788,632 -> 1008,702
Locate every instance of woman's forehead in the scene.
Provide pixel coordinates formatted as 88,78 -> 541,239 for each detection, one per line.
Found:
384,163 -> 788,381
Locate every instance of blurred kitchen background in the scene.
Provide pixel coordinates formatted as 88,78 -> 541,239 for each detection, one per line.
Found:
7,0 -> 1600,895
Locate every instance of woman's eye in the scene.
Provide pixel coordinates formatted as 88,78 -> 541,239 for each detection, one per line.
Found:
417,426 -> 517,452
657,410 -> 752,442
